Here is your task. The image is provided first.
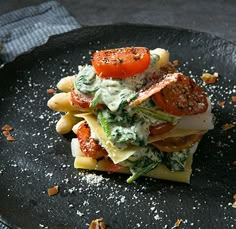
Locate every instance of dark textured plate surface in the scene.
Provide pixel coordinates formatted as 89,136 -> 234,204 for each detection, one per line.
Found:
0,24 -> 236,229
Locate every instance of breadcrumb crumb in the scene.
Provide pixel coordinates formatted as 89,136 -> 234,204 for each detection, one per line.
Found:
174,219 -> 183,227
2,124 -> 15,141
222,123 -> 235,130
201,73 -> 218,84
89,218 -> 106,229
233,194 -> 236,201
231,96 -> 236,102
6,135 -> 16,141
3,130 -> 10,137
173,60 -> 179,66
217,101 -> 225,107
47,185 -> 59,196
47,88 -> 56,94
1,124 -> 13,131
232,194 -> 236,208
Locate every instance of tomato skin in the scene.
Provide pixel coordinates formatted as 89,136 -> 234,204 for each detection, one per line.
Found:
77,122 -> 107,159
92,47 -> 150,79
152,133 -> 204,152
99,157 -> 123,173
149,123 -> 174,136
70,90 -> 91,108
152,74 -> 208,116
71,90 -> 104,109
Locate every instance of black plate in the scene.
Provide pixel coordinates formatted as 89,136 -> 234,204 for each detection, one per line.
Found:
0,24 -> 236,229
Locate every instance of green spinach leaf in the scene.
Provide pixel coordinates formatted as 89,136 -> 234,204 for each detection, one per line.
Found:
165,149 -> 190,171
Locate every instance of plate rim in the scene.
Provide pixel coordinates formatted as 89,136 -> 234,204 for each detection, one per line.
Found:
1,23 -> 236,70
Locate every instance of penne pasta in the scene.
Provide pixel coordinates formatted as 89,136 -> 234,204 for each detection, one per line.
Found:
57,75 -> 76,92
47,92 -> 79,112
151,48 -> 170,68
56,112 -> 81,134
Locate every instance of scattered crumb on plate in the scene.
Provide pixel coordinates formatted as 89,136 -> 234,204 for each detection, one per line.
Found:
47,88 -> 56,94
217,101 -> 225,107
222,123 -> 235,131
47,185 -> 59,196
2,124 -> 13,131
201,72 -> 218,84
2,124 -> 15,141
89,217 -> 106,229
231,96 -> 236,102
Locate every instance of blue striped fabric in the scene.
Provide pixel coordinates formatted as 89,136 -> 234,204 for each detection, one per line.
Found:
0,223 -> 9,229
0,1 -> 80,63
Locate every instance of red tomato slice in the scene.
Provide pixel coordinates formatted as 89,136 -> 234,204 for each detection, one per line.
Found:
71,90 -> 104,109
152,74 -> 208,116
92,47 -> 150,79
149,123 -> 174,136
77,122 -> 107,159
70,89 -> 91,108
99,157 -> 123,173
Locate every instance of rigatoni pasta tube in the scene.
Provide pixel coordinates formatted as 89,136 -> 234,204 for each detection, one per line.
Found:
74,156 -> 97,169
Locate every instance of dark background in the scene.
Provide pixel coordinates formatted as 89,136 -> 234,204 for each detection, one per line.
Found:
0,0 -> 236,41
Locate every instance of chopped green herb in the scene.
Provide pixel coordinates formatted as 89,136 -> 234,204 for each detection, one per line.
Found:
135,105 -> 179,123
125,145 -> 163,183
165,149 -> 190,171
97,111 -> 111,138
127,156 -> 161,183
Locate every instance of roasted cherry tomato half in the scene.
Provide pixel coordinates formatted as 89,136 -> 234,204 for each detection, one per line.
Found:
92,47 -> 150,79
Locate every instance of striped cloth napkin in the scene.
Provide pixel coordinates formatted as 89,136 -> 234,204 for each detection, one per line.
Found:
0,1 -> 80,64
0,223 -> 8,229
